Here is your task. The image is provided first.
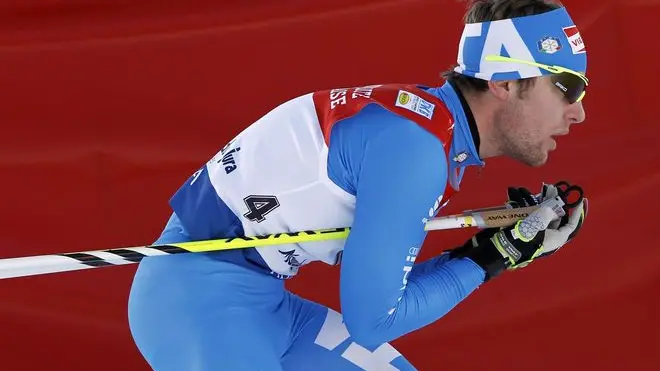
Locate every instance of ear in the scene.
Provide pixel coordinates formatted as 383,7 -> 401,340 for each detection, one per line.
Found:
487,80 -> 513,101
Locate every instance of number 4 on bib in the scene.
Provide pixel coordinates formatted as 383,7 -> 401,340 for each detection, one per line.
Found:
243,195 -> 280,222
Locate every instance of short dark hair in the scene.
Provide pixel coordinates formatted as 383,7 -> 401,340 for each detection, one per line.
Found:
440,0 -> 563,97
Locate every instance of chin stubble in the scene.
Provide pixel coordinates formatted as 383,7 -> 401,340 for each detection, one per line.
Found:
493,105 -> 545,167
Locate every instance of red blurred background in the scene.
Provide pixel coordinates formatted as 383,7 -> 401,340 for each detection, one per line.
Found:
1,1 -> 658,370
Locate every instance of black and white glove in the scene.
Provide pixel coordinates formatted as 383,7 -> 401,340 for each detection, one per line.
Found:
451,184 -> 550,256
450,184 -> 587,281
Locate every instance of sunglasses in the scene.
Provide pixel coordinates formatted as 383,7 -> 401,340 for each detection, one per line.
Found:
485,55 -> 589,104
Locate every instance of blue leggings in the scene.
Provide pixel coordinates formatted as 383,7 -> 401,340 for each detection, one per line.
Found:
127,223 -> 417,370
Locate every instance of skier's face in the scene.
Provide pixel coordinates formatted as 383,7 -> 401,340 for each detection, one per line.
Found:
493,76 -> 586,167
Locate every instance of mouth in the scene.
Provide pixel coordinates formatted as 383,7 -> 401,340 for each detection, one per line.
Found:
549,130 -> 569,145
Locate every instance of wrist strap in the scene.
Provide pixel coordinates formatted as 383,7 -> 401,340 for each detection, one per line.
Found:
452,243 -> 507,281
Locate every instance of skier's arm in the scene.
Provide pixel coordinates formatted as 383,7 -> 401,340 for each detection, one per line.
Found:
338,119 -> 485,346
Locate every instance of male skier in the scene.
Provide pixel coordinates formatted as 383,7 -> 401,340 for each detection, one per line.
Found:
128,1 -> 589,370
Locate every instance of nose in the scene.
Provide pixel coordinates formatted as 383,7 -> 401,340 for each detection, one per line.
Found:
567,100 -> 586,124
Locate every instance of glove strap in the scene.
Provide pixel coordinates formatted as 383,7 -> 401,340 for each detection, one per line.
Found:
450,243 -> 507,282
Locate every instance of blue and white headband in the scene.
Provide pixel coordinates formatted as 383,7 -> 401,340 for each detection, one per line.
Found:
454,6 -> 587,81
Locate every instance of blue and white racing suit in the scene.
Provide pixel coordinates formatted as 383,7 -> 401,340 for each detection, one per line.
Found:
128,81 -> 487,371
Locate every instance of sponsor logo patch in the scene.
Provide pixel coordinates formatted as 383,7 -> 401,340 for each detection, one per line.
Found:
395,90 -> 435,119
562,26 -> 586,54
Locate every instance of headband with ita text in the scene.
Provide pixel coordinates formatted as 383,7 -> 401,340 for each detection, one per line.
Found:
454,6 -> 587,81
